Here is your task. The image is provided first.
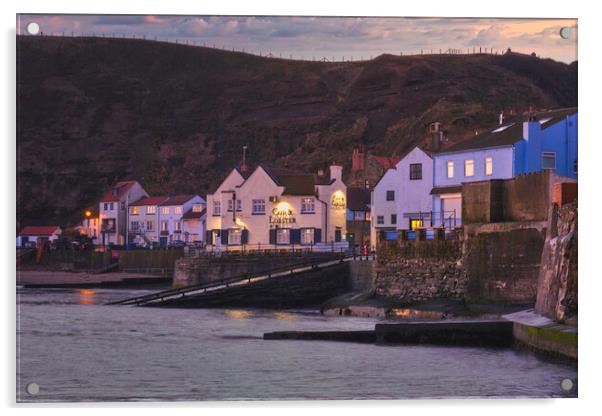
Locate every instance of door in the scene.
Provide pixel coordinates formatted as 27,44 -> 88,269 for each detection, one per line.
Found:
410,219 -> 423,230
159,237 -> 168,248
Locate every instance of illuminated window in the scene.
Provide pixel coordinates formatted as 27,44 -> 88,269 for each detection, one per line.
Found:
410,219 -> 423,230
161,221 -> 168,231
228,229 -> 242,245
276,228 -> 290,245
175,221 -> 181,231
447,161 -> 454,178
175,206 -> 182,215
147,206 -> 156,214
542,152 -> 557,170
301,198 -> 315,213
192,203 -> 202,212
213,201 -> 221,216
464,160 -> 474,177
161,207 -> 170,215
132,206 -> 139,215
301,228 -> 314,245
485,157 -> 493,176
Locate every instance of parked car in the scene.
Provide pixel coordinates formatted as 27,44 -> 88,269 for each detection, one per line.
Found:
168,240 -> 186,248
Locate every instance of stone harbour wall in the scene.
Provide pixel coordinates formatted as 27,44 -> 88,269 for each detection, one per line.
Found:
374,258 -> 467,302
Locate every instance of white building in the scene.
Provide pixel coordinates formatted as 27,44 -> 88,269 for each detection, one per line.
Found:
99,181 -> 148,246
182,204 -> 207,244
206,164 -> 347,250
370,146 -> 433,245
16,226 -> 62,248
128,196 -> 169,246
157,195 -> 206,247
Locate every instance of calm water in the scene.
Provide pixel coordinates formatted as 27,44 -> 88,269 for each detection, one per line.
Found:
16,288 -> 577,402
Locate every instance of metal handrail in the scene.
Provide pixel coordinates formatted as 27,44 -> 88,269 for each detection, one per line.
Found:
106,255 -> 348,306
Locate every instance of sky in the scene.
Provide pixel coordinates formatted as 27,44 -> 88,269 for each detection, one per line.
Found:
16,15 -> 578,63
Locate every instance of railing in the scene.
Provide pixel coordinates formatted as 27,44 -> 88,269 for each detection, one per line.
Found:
106,254 -> 349,306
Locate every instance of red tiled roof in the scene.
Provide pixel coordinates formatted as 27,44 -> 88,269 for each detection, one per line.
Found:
374,156 -> 400,170
159,195 -> 199,206
100,181 -> 137,202
131,196 -> 169,206
19,226 -> 60,236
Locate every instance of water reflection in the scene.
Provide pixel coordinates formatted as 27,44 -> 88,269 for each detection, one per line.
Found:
272,311 -> 297,321
391,308 -> 447,320
224,309 -> 253,319
76,289 -> 96,305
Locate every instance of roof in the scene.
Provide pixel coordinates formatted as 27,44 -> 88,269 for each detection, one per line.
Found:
430,185 -> 463,195
19,226 -> 60,236
100,181 -> 137,202
347,187 -> 371,211
182,207 -> 207,220
130,196 -> 169,206
374,156 -> 400,170
261,165 -> 317,196
158,195 -> 199,206
437,107 -> 577,154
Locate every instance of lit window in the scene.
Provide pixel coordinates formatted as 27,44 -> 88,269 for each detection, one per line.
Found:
132,206 -> 139,215
161,207 -> 170,215
377,216 -> 384,225
175,221 -> 181,231
175,206 -> 182,215
354,211 -> 365,221
485,157 -> 493,176
409,163 -> 422,180
252,199 -> 265,214
276,228 -> 290,245
147,206 -> 156,214
301,228 -> 314,245
542,152 -> 557,170
447,161 -> 454,178
228,229 -> 242,245
301,198 -> 315,213
386,191 -> 395,201
161,221 -> 168,231
465,160 -> 474,177
192,203 -> 202,212
213,201 -> 221,216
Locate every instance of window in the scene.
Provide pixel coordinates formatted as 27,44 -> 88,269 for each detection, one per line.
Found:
175,221 -> 181,231
147,206 -> 156,214
227,200 -> 234,212
213,201 -> 221,216
175,206 -> 182,215
301,228 -> 314,245
386,190 -> 395,201
573,159 -> 578,175
301,198 -> 315,213
410,219 -> 423,230
391,214 -> 397,225
103,203 -> 109,211
120,202 -> 125,210
377,215 -> 384,225
228,229 -> 242,245
542,152 -> 557,170
236,200 -> 242,212
276,228 -> 290,245
447,161 -> 454,178
354,211 -> 365,221
146,221 -> 153,231
132,206 -> 139,215
130,221 -> 139,231
161,221 -> 168,231
485,157 -> 493,176
464,159 -> 474,177
192,203 -> 202,212
409,163 -> 422,180
109,202 -> 115,211
252,199 -> 266,214
161,207 -> 170,215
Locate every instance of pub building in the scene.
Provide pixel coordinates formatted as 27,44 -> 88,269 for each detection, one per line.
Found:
205,163 -> 347,250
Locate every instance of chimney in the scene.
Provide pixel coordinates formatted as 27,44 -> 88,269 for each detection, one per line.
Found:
499,111 -> 504,125
329,163 -> 343,182
431,131 -> 442,152
351,145 -> 366,173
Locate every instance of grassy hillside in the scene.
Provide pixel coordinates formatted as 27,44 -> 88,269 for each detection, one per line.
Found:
16,36 -> 577,228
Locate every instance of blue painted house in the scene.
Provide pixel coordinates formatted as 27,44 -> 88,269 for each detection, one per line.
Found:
431,107 -> 577,226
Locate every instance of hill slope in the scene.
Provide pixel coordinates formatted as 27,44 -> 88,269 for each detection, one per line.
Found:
16,36 -> 577,228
